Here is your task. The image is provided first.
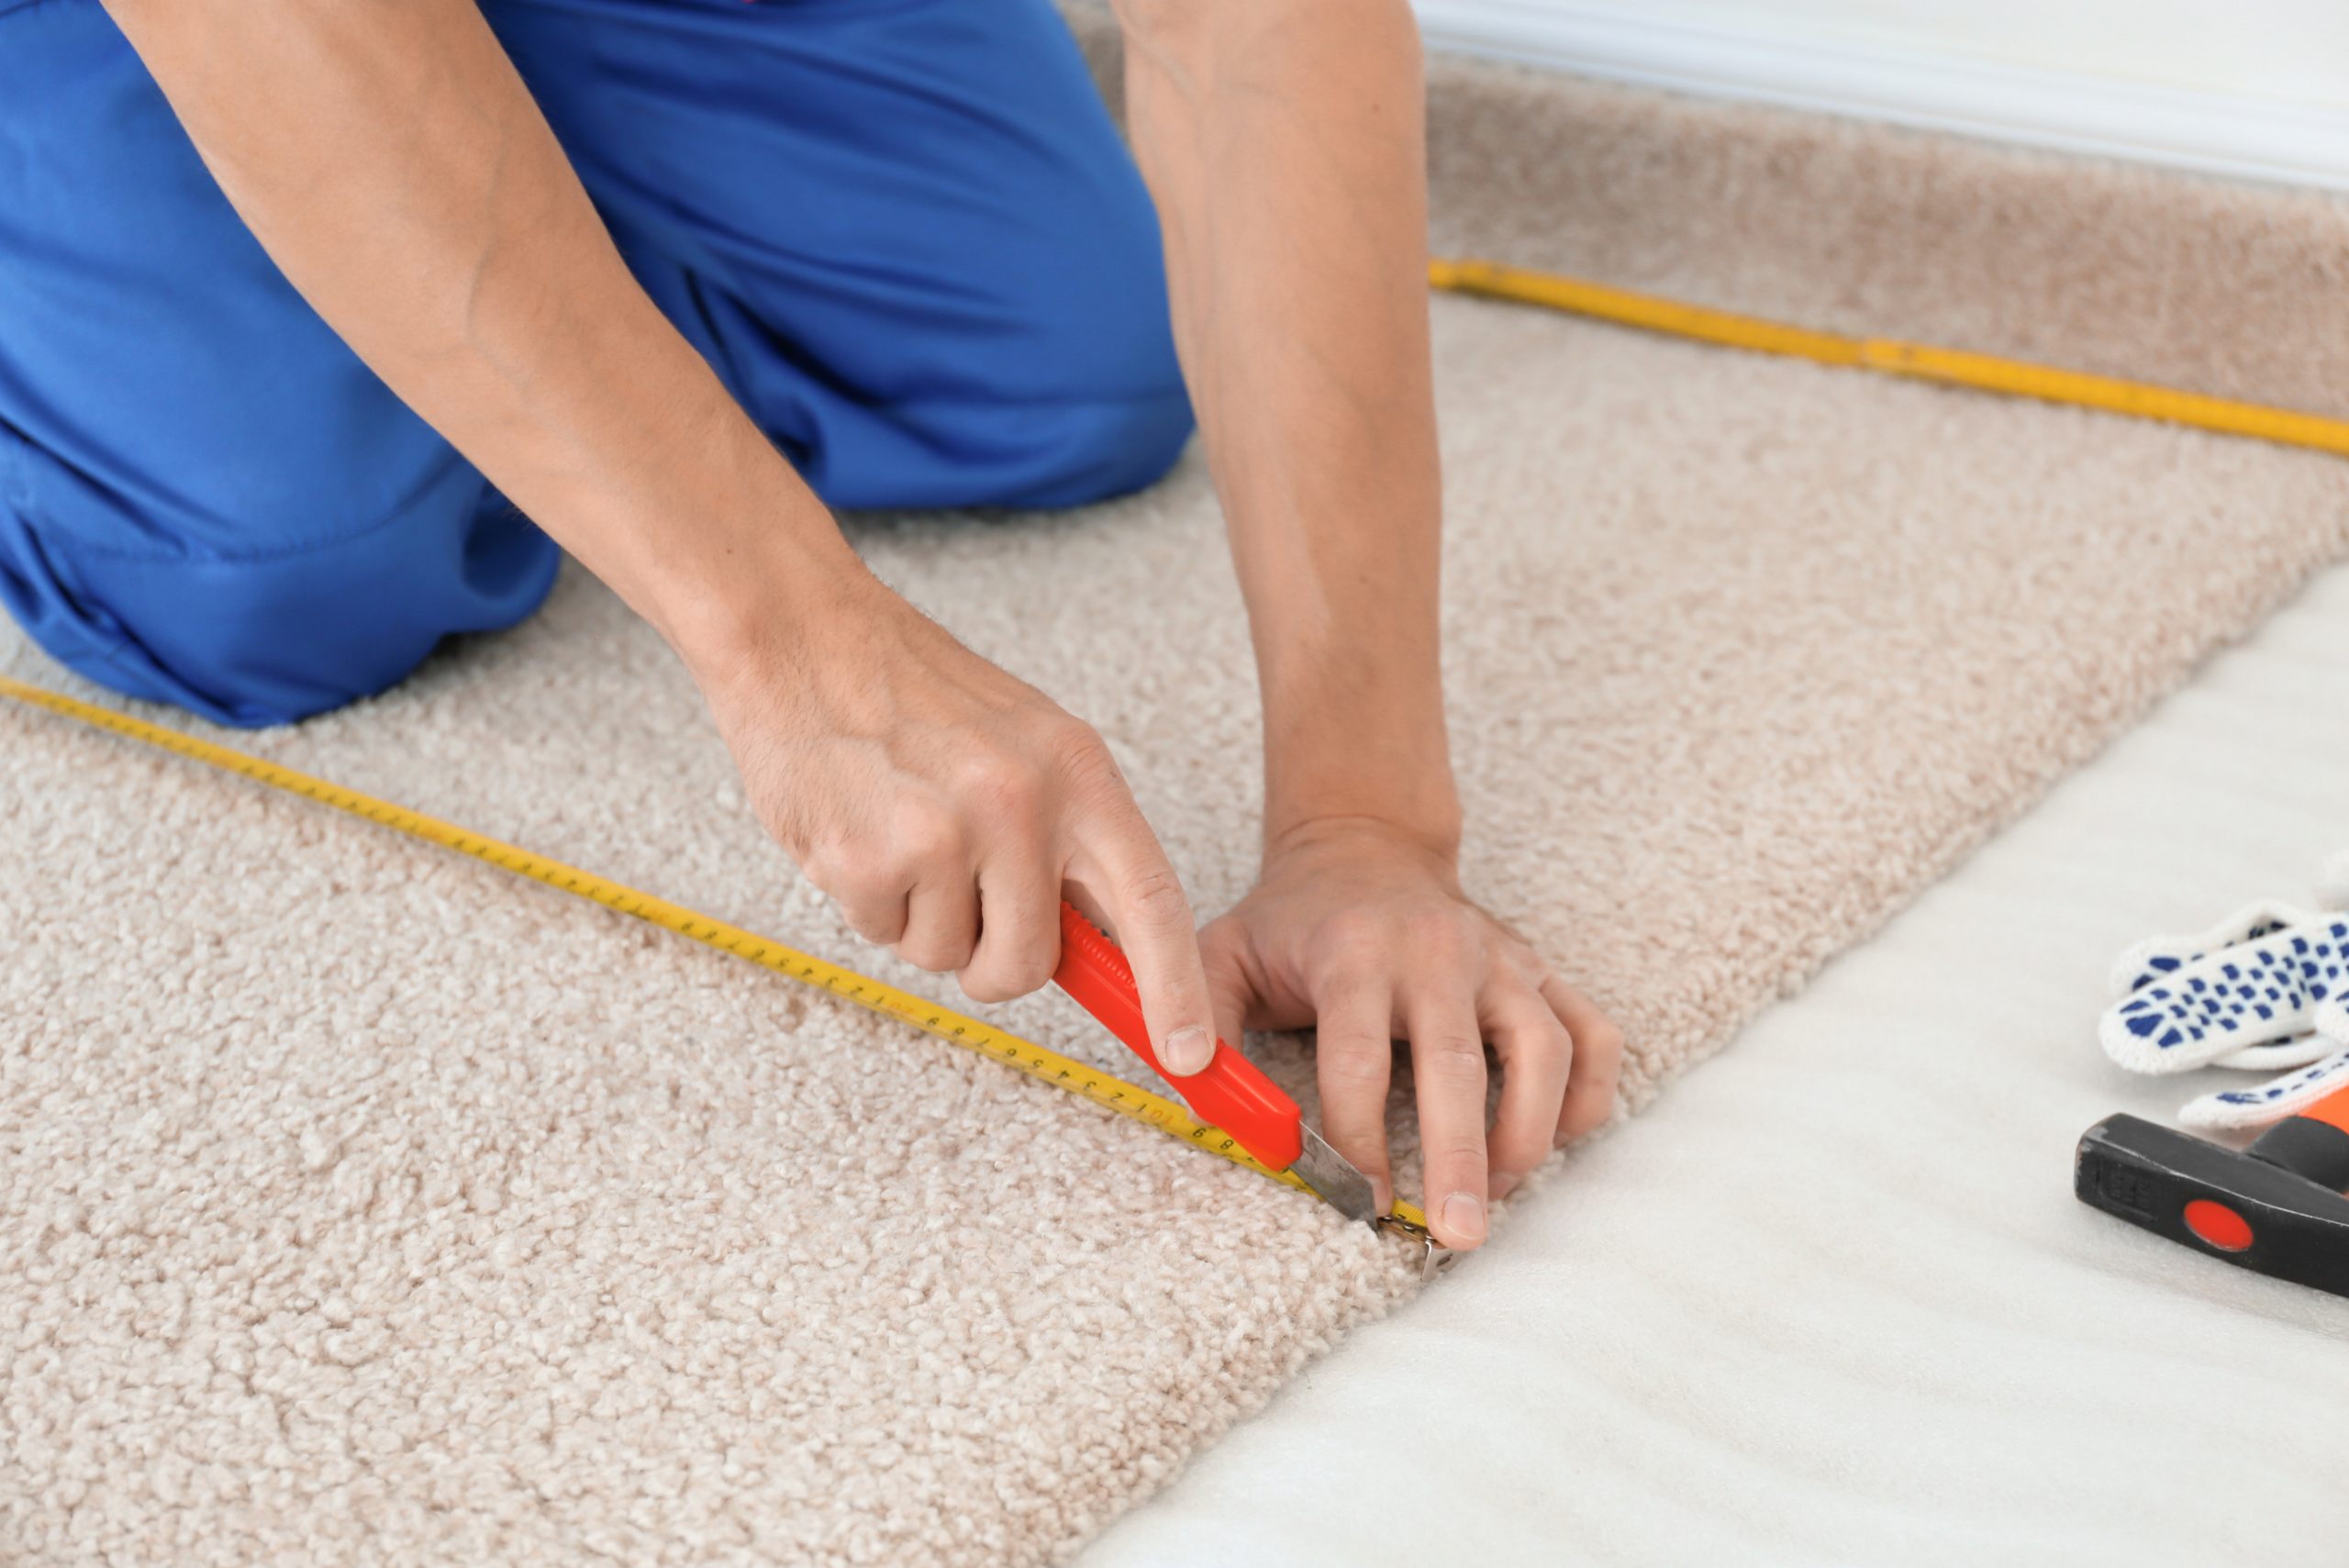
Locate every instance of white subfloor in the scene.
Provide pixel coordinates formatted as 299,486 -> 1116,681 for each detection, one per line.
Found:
1079,560 -> 2349,1565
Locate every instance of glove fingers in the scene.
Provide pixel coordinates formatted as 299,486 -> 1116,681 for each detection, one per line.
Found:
2210,1033 -> 2341,1072
2178,1047 -> 2349,1130
2107,901 -> 2311,998
2100,909 -> 2349,1074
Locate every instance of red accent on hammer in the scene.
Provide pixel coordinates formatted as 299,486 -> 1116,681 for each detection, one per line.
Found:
2076,1081 -> 2349,1296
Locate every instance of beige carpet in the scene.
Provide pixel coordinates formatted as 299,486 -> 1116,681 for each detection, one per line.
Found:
1067,0 -> 2349,420
10,41 -> 2349,1568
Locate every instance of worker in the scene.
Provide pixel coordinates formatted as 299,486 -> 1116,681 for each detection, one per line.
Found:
0,0 -> 1620,1250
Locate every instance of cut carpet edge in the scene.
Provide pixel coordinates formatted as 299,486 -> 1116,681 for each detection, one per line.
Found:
10,261 -> 2349,1567
1594,506 -> 2349,1121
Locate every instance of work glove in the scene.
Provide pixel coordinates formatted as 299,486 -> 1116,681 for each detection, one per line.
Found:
2099,855 -> 2349,1129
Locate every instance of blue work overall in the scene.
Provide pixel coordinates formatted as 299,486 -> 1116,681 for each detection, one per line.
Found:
0,0 -> 1189,726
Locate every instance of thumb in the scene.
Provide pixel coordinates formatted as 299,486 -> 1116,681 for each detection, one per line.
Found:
1057,739 -> 1217,1078
1115,869 -> 1218,1079
1073,855 -> 1217,1080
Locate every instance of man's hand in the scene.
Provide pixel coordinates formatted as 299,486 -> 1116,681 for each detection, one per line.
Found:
100,0 -> 1223,1073
1200,819 -> 1621,1250
692,566 -> 1221,1075
1119,0 -> 1618,1250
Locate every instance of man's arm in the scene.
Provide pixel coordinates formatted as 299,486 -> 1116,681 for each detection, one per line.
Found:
96,0 -> 1225,1073
1114,0 -> 1622,1244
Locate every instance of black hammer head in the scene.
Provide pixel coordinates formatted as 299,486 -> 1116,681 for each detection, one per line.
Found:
2076,1113 -> 2349,1298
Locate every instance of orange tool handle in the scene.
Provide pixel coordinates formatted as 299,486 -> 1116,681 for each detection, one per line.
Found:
2301,1082 -> 2349,1139
1051,900 -> 1304,1171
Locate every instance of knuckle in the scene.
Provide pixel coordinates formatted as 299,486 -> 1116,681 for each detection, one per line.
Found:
1008,943 -> 1062,993
1426,1133 -> 1489,1170
1561,1094 -> 1615,1140
897,937 -> 971,975
1044,719 -> 1120,795
803,845 -> 892,906
1520,1009 -> 1576,1063
1313,906 -> 1392,961
1403,907 -> 1474,962
954,750 -> 1046,826
958,973 -> 1015,1005
842,907 -> 904,945
1571,1078 -> 1617,1115
888,802 -> 965,871
961,944 -> 1058,1006
1314,970 -> 1385,1020
1503,957 -> 1559,990
1510,950 -> 1558,993
1319,1043 -> 1392,1093
1578,1016 -> 1626,1062
957,971 -> 1017,1005
1117,864 -> 1192,933
1416,1029 -> 1488,1079
796,843 -> 848,895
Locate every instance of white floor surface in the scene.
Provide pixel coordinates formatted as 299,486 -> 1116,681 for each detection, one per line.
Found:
1076,562 -> 2349,1565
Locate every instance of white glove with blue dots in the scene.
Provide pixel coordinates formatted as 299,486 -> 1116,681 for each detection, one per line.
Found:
2099,854 -> 2349,1129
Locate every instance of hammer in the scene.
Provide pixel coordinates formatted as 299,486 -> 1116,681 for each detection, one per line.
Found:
2076,1084 -> 2349,1296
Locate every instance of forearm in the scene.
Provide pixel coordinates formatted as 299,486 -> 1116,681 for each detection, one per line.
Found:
1116,0 -> 1458,858
98,0 -> 857,668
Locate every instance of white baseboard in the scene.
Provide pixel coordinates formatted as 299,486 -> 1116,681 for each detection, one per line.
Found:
1412,0 -> 2349,194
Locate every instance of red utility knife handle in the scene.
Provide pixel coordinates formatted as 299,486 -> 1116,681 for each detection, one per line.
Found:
1051,900 -> 1304,1171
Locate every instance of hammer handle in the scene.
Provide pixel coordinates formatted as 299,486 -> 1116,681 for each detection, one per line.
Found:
2249,1082 -> 2349,1193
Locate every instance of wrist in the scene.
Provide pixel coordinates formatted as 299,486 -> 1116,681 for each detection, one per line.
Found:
632,473 -> 874,697
1252,600 -> 1456,873
1257,814 -> 1467,909
1263,802 -> 1462,875
1262,724 -> 1461,866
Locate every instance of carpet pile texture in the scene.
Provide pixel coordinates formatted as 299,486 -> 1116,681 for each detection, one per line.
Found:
1067,0 -> 2349,418
8,25 -> 2349,1568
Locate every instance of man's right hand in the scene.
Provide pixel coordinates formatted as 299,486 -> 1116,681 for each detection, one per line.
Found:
98,0 -> 1220,1074
691,563 -> 1222,1076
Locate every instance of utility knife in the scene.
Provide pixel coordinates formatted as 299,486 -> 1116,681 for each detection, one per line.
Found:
1051,899 -> 1379,1226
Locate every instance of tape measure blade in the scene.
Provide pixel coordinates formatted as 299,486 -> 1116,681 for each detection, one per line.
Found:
0,673 -> 1419,1240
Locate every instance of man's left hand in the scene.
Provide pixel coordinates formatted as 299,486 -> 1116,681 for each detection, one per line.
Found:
1197,817 -> 1622,1251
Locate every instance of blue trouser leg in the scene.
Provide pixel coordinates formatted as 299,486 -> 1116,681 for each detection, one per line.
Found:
484,0 -> 1193,510
0,0 -> 1189,727
0,0 -> 561,728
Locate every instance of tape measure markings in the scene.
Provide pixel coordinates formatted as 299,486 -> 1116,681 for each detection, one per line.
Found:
0,674 -> 1425,1226
1430,257 -> 2349,460
15,261 -> 2309,1252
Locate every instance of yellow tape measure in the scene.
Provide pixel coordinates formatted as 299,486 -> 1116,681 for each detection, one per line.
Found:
1430,258 -> 2349,460
0,674 -> 1429,1236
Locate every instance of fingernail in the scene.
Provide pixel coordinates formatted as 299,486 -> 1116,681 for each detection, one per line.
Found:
1163,1026 -> 1214,1075
1372,1176 -> 1395,1215
1489,1171 -> 1520,1202
1440,1191 -> 1486,1247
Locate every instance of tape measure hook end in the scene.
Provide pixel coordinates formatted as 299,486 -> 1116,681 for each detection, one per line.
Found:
1375,1211 -> 1459,1280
